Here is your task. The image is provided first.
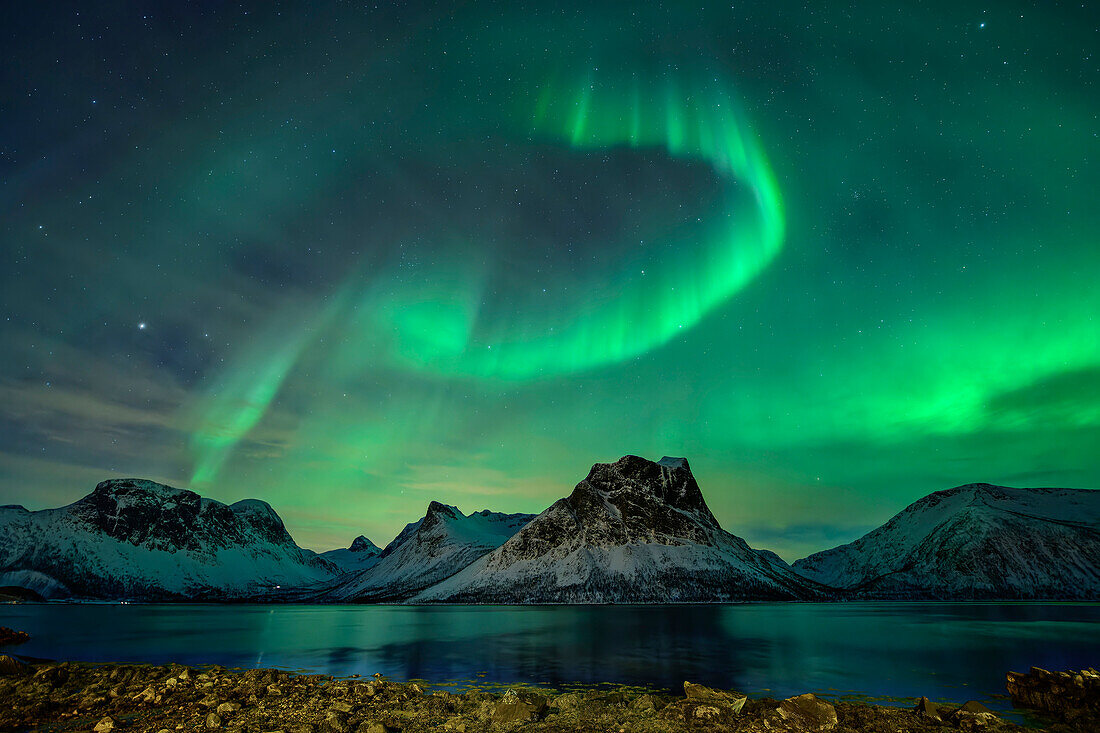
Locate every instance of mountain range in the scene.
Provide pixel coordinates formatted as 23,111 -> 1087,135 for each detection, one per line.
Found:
1,459 -> 1096,602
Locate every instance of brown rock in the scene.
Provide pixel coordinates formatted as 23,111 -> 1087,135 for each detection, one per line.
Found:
492,688 -> 548,724
0,654 -> 28,676
776,693 -> 838,732
216,701 -> 241,716
205,711 -> 222,729
914,696 -> 941,720
93,717 -> 116,733
683,681 -> 747,714
0,627 -> 29,646
693,704 -> 721,720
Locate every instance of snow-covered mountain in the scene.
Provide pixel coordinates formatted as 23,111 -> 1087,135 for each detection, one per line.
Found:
0,478 -> 340,600
319,502 -> 536,601
792,483 -> 1100,599
319,535 -> 383,574
413,455 -> 824,603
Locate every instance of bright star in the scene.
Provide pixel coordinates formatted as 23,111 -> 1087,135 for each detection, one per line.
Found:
138,322 -> 146,330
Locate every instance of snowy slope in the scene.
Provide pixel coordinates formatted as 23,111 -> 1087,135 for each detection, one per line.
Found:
0,479 -> 340,600
320,535 -> 383,574
792,483 -> 1100,599
413,455 -> 824,603
320,502 -> 535,601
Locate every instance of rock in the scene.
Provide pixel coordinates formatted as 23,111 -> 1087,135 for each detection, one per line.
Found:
324,710 -> 350,733
0,654 -> 28,676
683,681 -> 747,714
776,693 -> 838,731
0,627 -> 30,646
359,723 -> 398,733
217,701 -> 241,716
442,717 -> 468,732
329,700 -> 354,714
206,711 -> 223,729
267,683 -> 283,696
693,704 -> 721,720
630,693 -> 658,713
550,692 -> 582,712
492,688 -> 548,724
914,696 -> 941,720
949,701 -> 1001,730
93,717 -> 116,733
1007,666 -> 1100,724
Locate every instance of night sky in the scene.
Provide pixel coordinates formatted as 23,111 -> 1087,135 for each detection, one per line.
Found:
2,2 -> 1097,559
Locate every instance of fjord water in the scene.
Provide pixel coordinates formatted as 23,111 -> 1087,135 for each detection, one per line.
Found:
3,603 -> 1097,711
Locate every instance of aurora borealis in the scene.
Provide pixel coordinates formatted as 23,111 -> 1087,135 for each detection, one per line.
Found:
2,2 -> 1098,559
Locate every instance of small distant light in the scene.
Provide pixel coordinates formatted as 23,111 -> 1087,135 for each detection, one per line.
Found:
138,322 -> 146,330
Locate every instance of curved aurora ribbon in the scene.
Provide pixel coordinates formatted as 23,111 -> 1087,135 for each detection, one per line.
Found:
189,69 -> 785,484
369,71 -> 785,379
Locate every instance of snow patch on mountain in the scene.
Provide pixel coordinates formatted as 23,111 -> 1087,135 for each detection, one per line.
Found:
792,483 -> 1100,599
320,501 -> 535,601
320,535 -> 383,574
413,455 -> 825,603
0,478 -> 340,600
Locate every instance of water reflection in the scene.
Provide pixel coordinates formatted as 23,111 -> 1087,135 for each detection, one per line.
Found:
2,602 -> 1097,712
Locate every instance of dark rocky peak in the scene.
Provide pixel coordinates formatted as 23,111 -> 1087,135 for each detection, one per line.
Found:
421,501 -> 463,532
72,479 -> 208,549
426,501 -> 462,520
230,499 -> 293,546
573,455 -> 719,529
380,502 -> 461,557
349,535 -> 381,553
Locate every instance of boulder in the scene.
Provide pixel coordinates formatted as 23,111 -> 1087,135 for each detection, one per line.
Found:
683,681 -> 747,714
216,701 -> 241,716
1007,666 -> 1100,724
775,693 -> 838,731
93,717 -> 116,733
0,654 -> 28,676
913,696 -> 941,720
0,627 -> 30,645
492,688 -> 548,724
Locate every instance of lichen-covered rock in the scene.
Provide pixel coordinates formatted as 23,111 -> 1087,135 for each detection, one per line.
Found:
0,655 -> 28,676
775,693 -> 838,731
492,688 -> 548,724
1007,666 -> 1100,727
913,696 -> 941,721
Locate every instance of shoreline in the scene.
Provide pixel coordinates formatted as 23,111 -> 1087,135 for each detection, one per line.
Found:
0,656 -> 1088,733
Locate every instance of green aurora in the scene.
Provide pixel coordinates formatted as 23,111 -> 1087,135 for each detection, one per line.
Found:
2,2 -> 1098,559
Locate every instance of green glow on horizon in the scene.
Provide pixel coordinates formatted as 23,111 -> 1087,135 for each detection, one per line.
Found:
6,3 -> 1099,562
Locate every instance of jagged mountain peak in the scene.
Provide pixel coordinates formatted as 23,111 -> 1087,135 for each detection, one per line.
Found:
570,454 -> 718,535
425,501 -> 462,520
349,535 -> 381,553
413,455 -> 821,603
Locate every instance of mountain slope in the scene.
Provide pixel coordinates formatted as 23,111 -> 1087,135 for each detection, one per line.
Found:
413,455 -> 824,603
792,483 -> 1100,599
0,479 -> 339,600
320,502 -> 535,601
320,535 -> 383,574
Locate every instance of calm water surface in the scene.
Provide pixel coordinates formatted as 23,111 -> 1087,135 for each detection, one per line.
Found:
2,603 -> 1097,715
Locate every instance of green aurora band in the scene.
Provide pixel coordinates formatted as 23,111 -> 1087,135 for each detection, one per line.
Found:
5,3 -> 1099,560
189,68 -> 785,483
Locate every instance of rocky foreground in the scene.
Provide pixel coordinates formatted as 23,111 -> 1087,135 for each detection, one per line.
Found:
1,657 -> 1094,733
